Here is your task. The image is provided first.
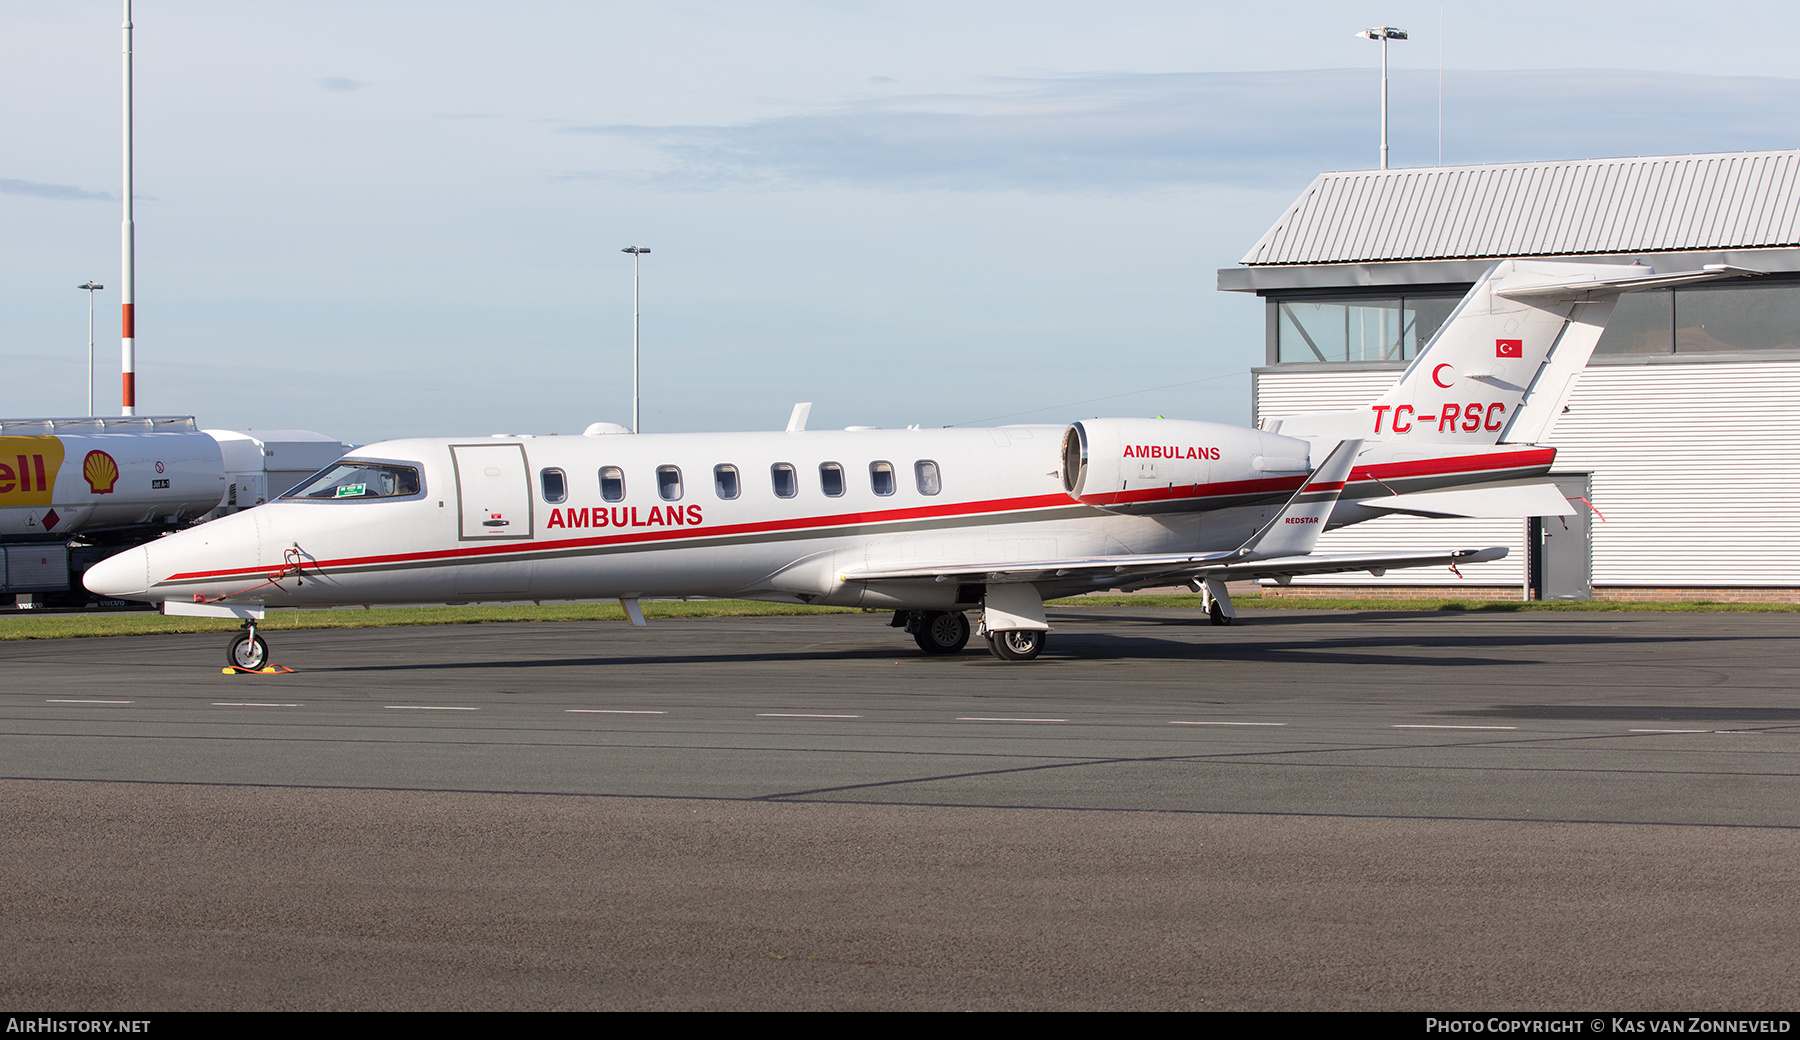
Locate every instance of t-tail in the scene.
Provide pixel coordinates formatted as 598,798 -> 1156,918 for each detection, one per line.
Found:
1267,259 -> 1756,448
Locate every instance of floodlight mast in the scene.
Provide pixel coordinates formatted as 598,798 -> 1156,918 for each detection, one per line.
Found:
1356,25 -> 1408,170
121,0 -> 136,414
622,246 -> 651,433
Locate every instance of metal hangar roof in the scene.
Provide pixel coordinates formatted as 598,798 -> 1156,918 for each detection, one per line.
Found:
1238,150 -> 1800,268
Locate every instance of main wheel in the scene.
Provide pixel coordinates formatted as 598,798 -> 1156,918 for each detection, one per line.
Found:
228,632 -> 269,670
912,611 -> 971,655
1209,600 -> 1233,626
986,629 -> 1046,662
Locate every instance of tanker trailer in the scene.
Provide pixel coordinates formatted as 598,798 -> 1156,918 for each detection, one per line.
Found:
0,416 -> 346,608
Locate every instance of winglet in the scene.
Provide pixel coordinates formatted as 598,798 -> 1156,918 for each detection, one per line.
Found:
1236,439 -> 1361,559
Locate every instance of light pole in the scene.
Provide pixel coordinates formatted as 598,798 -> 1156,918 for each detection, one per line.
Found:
1356,25 -> 1408,170
622,246 -> 650,433
80,282 -> 104,416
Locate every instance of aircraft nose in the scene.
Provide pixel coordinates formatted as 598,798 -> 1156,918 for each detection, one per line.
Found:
83,545 -> 152,600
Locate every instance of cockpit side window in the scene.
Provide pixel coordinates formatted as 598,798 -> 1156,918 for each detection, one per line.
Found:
284,461 -> 422,500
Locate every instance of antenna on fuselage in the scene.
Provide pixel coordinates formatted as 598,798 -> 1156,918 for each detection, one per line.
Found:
786,402 -> 812,432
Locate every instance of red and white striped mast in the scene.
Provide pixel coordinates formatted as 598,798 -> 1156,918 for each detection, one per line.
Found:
120,0 -> 136,415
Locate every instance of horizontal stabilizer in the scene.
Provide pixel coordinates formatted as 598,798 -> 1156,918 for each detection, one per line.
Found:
1350,479 -> 1574,519
1494,265 -> 1759,300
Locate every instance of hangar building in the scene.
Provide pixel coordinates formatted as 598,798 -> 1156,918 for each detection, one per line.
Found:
1220,149 -> 1800,602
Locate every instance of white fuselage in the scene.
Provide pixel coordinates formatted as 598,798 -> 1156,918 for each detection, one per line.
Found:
84,420 -> 1551,610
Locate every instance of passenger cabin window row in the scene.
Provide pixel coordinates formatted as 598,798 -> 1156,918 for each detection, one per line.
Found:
538,460 -> 943,502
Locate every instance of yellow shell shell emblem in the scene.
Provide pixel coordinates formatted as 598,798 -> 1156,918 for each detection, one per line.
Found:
83,450 -> 120,494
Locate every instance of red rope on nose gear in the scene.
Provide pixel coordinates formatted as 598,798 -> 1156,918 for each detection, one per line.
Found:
193,548 -> 312,604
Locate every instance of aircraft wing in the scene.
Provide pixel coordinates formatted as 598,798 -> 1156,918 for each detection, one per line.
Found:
842,546 -> 1506,590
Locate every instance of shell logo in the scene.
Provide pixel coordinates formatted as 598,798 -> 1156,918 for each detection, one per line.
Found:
83,450 -> 120,494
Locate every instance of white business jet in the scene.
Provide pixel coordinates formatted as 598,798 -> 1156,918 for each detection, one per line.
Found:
85,260 -> 1748,667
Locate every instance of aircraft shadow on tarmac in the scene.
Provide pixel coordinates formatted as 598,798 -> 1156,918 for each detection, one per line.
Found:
294,621 -> 1746,673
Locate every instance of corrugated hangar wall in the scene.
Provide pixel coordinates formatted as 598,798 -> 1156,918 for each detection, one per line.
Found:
1254,360 -> 1800,590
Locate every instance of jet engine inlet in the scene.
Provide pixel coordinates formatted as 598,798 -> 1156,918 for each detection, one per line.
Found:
1061,423 -> 1087,496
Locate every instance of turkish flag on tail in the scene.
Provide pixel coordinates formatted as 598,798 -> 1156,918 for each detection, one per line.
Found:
1496,339 -> 1523,358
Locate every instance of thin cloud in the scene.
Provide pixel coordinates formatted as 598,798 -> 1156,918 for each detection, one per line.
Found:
562,69 -> 1800,193
317,77 -> 368,92
0,178 -> 111,201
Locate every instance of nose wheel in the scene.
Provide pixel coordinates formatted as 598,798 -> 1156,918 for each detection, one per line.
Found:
228,624 -> 269,670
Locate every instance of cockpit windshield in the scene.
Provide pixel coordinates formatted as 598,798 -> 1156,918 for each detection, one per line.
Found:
283,461 -> 422,500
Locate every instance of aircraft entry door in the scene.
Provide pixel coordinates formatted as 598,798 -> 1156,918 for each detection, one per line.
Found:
451,444 -> 533,541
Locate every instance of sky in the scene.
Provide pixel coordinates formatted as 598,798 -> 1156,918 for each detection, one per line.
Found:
4,1 -> 1800,444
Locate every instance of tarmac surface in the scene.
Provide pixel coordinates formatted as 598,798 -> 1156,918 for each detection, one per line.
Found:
3,606 -> 1797,1010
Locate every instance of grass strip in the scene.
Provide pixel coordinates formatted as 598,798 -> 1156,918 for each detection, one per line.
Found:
2,592 -> 1792,642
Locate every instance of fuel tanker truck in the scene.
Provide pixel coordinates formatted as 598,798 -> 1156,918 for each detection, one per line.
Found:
0,416 -> 349,608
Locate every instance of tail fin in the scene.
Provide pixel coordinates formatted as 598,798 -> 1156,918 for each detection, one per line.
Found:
1269,260 -> 1754,446
1238,438 -> 1360,559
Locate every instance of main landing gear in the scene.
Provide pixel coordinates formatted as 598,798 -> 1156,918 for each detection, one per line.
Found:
1196,576 -> 1237,627
900,610 -> 972,655
892,598 -> 1051,663
227,622 -> 269,670
985,628 -> 1046,661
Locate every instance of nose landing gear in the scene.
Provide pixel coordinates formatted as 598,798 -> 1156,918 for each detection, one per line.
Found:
227,622 -> 270,671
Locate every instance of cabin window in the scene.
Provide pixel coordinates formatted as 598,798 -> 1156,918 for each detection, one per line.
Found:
819,462 -> 845,498
714,464 -> 740,500
869,461 -> 896,496
599,466 -> 626,502
915,460 -> 941,496
656,465 -> 683,501
771,463 -> 797,499
284,461 -> 422,500
540,468 -> 567,504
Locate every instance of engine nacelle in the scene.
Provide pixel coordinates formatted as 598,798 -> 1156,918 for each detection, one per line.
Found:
1061,418 -> 1312,514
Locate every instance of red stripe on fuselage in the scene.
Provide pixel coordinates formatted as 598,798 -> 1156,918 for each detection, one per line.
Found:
163,491 -> 1080,582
